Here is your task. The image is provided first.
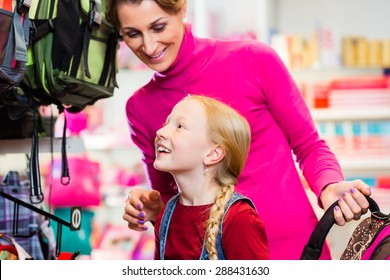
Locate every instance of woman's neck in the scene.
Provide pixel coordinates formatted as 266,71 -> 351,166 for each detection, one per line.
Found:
154,23 -> 214,87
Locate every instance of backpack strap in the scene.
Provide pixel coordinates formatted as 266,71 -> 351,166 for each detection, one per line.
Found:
83,0 -> 102,78
69,0 -> 103,79
99,31 -> 119,87
2,0 -> 31,78
29,103 -> 44,204
52,0 -> 80,71
9,8 -> 29,64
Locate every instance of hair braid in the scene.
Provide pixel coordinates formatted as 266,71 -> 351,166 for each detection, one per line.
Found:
205,184 -> 234,260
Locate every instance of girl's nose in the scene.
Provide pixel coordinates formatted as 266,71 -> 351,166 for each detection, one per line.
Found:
156,126 -> 166,139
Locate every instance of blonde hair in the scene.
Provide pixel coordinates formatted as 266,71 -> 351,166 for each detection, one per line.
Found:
183,95 -> 251,260
106,0 -> 186,28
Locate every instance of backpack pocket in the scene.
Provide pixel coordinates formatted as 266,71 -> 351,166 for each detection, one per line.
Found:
0,7 -> 30,91
0,9 -> 12,65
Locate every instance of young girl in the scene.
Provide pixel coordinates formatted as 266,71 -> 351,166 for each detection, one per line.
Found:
152,95 -> 269,260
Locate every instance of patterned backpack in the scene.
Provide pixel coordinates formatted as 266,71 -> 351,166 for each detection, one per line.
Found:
301,196 -> 390,260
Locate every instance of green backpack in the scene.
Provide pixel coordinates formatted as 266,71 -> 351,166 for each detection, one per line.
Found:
21,0 -> 119,112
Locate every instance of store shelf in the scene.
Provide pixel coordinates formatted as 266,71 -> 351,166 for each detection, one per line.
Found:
311,108 -> 390,122
338,158 -> 390,171
291,67 -> 385,82
0,137 -> 85,154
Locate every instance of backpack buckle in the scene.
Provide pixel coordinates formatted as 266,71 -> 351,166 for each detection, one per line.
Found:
17,0 -> 32,15
89,0 -> 102,29
371,211 -> 390,221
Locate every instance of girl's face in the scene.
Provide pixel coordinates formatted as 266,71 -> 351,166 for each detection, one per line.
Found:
117,0 -> 186,72
154,99 -> 213,175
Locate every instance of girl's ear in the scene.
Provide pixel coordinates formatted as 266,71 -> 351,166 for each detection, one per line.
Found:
204,146 -> 225,166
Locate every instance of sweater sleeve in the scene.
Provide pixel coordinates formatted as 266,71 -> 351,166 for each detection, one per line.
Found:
250,43 -> 344,199
126,92 -> 178,204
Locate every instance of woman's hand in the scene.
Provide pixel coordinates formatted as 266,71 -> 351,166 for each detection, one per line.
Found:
320,179 -> 372,226
123,188 -> 165,231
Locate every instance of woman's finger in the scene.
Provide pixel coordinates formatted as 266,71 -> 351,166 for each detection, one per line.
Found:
337,196 -> 354,222
333,204 -> 346,226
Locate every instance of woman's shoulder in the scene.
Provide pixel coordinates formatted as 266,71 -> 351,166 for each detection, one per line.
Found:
214,38 -> 276,56
125,80 -> 158,117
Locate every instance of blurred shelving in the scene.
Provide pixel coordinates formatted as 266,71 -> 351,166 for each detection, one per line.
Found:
311,108 -> 390,122
0,137 -> 85,154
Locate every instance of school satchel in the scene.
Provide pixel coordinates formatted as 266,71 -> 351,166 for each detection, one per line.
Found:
0,0 -> 32,93
301,196 -> 390,260
20,0 -> 119,112
0,171 -> 44,259
340,205 -> 390,260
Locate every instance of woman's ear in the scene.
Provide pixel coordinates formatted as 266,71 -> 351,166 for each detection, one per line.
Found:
180,1 -> 187,20
204,146 -> 225,166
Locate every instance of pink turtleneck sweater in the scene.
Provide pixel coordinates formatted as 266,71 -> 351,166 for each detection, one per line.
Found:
126,24 -> 344,260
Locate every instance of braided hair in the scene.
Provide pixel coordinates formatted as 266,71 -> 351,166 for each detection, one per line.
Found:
184,95 -> 251,260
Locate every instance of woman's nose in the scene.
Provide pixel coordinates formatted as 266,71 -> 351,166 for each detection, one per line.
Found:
142,34 -> 158,55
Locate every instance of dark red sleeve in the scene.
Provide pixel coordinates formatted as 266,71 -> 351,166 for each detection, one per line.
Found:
222,200 -> 270,260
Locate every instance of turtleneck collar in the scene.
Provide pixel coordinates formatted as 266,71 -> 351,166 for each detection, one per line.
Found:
153,23 -> 213,88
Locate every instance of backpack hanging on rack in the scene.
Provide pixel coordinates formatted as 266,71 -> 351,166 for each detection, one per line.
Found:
0,0 -> 32,94
0,171 -> 44,259
20,0 -> 119,113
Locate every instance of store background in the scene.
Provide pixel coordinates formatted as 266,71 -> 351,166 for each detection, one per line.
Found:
1,0 -> 389,259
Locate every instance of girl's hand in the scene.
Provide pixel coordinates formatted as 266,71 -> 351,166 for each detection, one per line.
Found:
123,188 -> 164,231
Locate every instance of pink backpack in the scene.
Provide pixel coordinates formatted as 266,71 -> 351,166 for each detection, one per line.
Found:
45,156 -> 101,207
350,213 -> 390,260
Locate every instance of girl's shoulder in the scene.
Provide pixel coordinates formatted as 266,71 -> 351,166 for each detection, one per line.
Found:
224,193 -> 258,224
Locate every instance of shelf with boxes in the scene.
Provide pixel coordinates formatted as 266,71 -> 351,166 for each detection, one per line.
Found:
294,71 -> 390,189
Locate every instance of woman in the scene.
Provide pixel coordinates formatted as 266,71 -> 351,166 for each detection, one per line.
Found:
153,95 -> 269,260
106,0 -> 371,259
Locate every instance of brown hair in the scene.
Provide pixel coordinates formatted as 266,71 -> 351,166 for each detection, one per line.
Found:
183,95 -> 251,260
106,0 -> 186,28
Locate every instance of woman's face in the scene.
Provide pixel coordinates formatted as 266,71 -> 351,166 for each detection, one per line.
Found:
117,0 -> 186,72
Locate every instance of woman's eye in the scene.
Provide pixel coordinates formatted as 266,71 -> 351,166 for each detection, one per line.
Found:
153,23 -> 166,32
124,30 -> 140,38
177,124 -> 183,129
